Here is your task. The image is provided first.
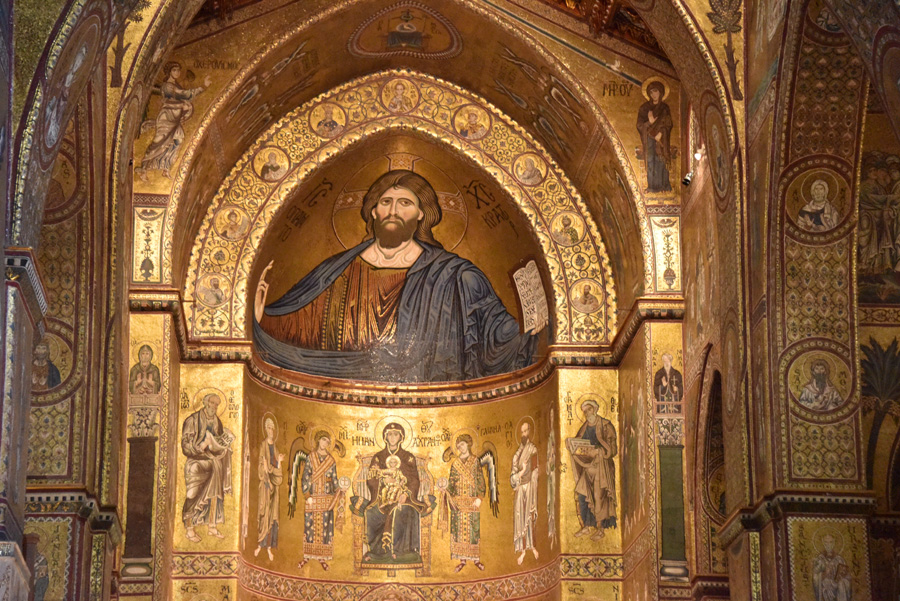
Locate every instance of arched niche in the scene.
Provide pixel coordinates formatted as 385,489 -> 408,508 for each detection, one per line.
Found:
183,70 -> 617,346
113,0 -> 654,299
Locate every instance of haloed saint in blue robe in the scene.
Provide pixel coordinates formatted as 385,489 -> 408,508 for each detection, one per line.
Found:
253,241 -> 539,382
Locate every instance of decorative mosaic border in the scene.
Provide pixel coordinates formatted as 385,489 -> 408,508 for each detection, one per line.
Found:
559,554 -> 623,579
237,559 -> 560,600
249,357 -> 554,405
171,552 -> 240,577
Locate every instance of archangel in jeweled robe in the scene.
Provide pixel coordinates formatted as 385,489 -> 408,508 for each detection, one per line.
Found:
448,453 -> 486,563
301,446 -> 340,562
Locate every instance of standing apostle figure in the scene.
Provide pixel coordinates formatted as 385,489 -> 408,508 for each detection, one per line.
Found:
511,420 -> 539,565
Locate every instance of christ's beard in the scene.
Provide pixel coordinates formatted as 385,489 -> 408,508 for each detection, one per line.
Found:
374,217 -> 418,249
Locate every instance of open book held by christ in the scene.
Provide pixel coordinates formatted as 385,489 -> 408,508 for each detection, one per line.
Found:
512,260 -> 550,336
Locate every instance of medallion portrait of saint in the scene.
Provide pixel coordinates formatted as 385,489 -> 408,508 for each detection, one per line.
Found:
312,103 -> 345,138
197,275 -> 229,308
258,151 -> 287,182
253,169 -> 546,382
215,207 -> 250,241
384,80 -> 416,113
455,107 -> 489,141
797,359 -> 844,412
796,178 -> 840,233
32,338 -> 62,392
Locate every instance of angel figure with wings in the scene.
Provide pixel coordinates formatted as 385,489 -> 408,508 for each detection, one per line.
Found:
135,61 -> 212,180
287,428 -> 348,571
437,432 -> 499,572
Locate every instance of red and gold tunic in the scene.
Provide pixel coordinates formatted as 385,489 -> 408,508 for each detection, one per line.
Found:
259,257 -> 407,351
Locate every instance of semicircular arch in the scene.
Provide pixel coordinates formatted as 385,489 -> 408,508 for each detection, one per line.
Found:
142,0 -> 654,297
183,70 -> 617,345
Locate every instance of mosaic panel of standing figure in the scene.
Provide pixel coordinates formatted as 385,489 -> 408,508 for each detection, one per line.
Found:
566,397 -> 617,542
252,158 -> 550,384
282,426 -> 347,571
255,414 -> 285,561
436,431 -> 499,572
181,390 -> 235,544
511,416 -> 540,565
635,78 -> 675,196
788,518 -> 871,601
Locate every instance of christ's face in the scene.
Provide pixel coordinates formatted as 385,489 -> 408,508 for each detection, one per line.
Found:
372,186 -> 423,248
385,429 -> 402,448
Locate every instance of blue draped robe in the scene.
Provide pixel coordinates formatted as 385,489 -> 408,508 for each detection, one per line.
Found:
253,241 -> 539,382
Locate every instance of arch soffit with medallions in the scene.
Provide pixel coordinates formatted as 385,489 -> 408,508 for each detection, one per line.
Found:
111,0 -> 654,300
182,70 -> 617,347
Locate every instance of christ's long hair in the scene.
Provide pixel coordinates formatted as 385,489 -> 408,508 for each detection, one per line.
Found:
360,170 -> 443,248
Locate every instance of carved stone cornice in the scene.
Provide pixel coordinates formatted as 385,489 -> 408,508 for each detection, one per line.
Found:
25,490 -> 122,544
691,575 -> 730,600
717,491 -> 877,548
5,247 -> 48,333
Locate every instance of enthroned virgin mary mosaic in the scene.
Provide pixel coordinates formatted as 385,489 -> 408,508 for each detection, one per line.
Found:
253,169 -> 548,383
